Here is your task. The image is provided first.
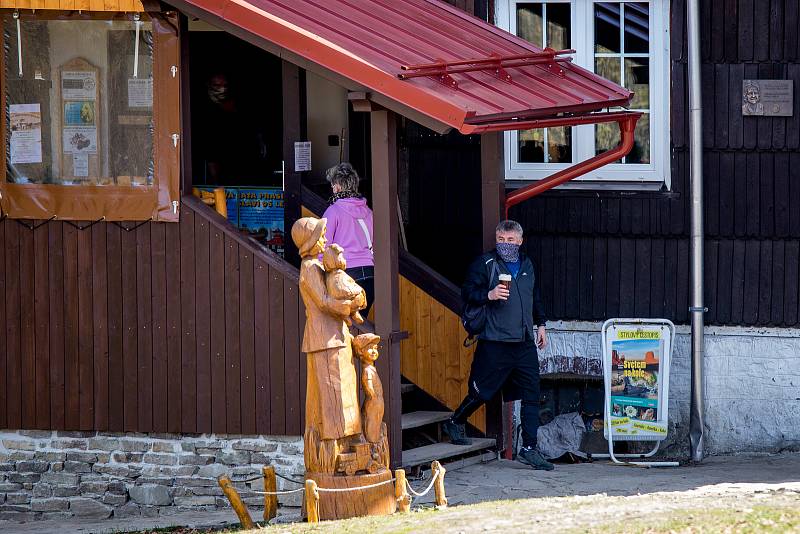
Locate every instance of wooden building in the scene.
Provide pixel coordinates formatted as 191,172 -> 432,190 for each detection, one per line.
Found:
0,0 -> 797,521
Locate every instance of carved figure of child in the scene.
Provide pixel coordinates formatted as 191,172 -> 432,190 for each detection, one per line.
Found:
353,333 -> 384,445
322,244 -> 367,326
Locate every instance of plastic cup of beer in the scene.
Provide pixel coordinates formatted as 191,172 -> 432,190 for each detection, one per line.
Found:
499,274 -> 512,291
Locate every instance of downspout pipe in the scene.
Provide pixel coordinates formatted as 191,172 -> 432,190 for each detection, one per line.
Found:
687,0 -> 706,462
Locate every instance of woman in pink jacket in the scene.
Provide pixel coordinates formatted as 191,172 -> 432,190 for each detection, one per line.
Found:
323,163 -> 375,314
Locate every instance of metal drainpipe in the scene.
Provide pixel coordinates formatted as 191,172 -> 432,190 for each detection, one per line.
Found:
687,0 -> 706,462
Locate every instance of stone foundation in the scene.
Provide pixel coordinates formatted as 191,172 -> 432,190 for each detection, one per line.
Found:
0,431 -> 304,522
527,321 -> 800,455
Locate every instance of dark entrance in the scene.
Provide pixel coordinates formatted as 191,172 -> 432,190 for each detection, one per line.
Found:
189,31 -> 283,187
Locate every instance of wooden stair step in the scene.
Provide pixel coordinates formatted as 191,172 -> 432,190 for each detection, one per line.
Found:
402,438 -> 496,468
400,383 -> 416,394
401,411 -> 452,431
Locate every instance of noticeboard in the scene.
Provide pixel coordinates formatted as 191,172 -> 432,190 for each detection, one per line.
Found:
602,319 -> 674,442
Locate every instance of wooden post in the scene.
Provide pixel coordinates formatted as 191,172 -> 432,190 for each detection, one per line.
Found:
282,61 -> 305,266
480,131 -> 507,456
213,187 -> 227,218
178,13 -> 193,195
262,466 -> 277,522
394,468 -> 410,513
431,461 -> 447,508
305,479 -> 320,523
217,475 -> 255,529
371,109 -> 402,468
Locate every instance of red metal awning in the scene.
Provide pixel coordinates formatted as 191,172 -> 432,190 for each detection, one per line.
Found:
173,0 -> 633,134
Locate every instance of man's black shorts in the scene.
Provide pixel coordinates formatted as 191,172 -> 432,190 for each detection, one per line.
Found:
467,339 -> 540,403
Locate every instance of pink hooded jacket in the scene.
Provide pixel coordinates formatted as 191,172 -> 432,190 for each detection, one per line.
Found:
322,197 -> 374,269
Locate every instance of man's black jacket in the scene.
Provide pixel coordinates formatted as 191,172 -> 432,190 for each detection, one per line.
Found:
462,251 -> 547,342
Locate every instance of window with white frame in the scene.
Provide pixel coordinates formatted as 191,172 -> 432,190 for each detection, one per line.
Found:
497,1 -> 670,188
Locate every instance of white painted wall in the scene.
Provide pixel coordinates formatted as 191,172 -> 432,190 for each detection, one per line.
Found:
529,322 -> 800,456
305,71 -> 349,183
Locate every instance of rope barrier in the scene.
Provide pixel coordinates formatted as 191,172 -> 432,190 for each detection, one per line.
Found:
275,472 -> 305,485
405,469 -> 440,497
247,487 -> 307,496
229,475 -> 263,484
315,477 -> 396,493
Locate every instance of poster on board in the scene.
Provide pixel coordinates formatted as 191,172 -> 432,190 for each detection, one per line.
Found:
9,104 -> 43,164
603,321 -> 673,441
238,188 -> 285,255
61,71 -> 97,100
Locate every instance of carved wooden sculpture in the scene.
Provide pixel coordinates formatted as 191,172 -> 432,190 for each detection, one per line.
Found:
291,217 -> 395,520
323,244 -> 367,326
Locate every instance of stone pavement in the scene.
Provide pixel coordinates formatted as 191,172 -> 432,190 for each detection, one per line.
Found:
2,452 -> 799,533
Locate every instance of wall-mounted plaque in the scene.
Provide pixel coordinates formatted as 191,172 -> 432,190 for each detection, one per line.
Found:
742,80 -> 793,116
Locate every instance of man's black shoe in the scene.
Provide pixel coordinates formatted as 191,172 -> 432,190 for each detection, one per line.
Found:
517,447 -> 555,471
442,420 -> 472,445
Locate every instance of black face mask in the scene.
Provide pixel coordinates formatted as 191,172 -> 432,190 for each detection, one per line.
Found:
496,242 -> 520,263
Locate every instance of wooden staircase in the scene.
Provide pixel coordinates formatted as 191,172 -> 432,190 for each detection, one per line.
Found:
400,381 -> 496,471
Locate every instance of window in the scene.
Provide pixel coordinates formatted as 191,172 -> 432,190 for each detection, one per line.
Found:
1,13 -> 180,221
497,1 -> 670,188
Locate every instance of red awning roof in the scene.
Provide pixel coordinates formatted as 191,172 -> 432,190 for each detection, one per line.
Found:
178,0 -> 632,134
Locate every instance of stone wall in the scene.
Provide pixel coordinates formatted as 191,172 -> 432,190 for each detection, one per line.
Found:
0,431 -> 304,522
531,321 -> 800,455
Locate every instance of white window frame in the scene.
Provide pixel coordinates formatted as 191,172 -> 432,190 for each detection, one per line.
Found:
497,0 -> 671,190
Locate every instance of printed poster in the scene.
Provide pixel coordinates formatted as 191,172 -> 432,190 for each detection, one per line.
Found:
238,188 -> 285,254
294,141 -> 311,172
64,101 -> 95,126
9,104 -> 42,164
63,126 -> 97,154
128,78 -> 153,108
61,71 -> 97,100
73,153 -> 89,177
605,326 -> 670,439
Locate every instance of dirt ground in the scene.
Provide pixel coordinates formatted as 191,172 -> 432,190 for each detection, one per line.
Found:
3,453 -> 800,533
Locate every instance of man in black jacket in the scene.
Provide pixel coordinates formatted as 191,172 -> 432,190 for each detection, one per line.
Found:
443,220 -> 553,471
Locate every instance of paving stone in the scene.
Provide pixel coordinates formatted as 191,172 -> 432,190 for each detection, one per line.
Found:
128,484 -> 173,506
70,497 -> 113,519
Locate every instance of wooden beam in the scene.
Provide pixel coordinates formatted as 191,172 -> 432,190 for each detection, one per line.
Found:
479,131 -> 506,454
282,61 -> 305,266
371,109 -> 402,468
178,14 -> 193,196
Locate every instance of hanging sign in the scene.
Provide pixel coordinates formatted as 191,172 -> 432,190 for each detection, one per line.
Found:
603,319 -> 674,442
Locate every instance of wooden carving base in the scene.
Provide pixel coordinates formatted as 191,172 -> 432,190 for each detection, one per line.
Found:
304,469 -> 396,520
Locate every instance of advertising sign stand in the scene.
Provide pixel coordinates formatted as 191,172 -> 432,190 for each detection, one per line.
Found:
596,318 -> 679,468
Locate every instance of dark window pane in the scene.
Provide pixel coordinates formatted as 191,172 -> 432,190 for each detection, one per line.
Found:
624,57 -> 649,109
519,129 -> 545,162
547,126 -> 572,163
624,2 -> 650,53
517,3 -> 543,46
595,2 -> 621,53
547,3 -> 571,49
595,122 -> 622,161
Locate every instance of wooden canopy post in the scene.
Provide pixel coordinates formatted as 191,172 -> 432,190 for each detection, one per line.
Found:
283,61 -> 305,266
371,109 -> 402,468
480,131 -> 506,455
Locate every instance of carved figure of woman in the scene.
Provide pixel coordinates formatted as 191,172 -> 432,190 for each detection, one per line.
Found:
292,217 -> 362,457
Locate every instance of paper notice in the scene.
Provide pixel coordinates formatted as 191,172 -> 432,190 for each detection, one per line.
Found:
73,153 -> 89,177
294,141 -> 311,172
62,71 -> 97,100
128,78 -> 153,108
9,104 -> 43,164
63,126 -> 97,154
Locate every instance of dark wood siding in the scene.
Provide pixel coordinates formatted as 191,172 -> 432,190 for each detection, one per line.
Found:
0,196 -> 305,433
509,0 -> 800,327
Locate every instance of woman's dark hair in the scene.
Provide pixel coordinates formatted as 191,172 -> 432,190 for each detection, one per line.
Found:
326,162 -> 360,194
